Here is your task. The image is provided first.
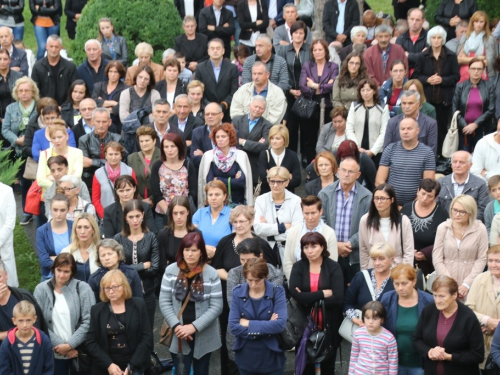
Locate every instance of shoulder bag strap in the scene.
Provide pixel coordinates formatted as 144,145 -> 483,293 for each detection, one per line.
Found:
102,165 -> 116,193
84,203 -> 91,213
362,270 -> 376,301
400,214 -> 404,258
177,292 -> 191,319
266,149 -> 270,163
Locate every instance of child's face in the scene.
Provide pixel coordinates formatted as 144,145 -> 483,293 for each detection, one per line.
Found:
12,314 -> 36,334
363,310 -> 382,333
237,56 -> 246,65
490,183 -> 500,201
177,58 -> 186,70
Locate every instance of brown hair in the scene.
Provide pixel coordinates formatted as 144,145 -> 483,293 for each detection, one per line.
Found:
469,56 -> 486,69
136,125 -> 158,141
390,263 -> 416,281
163,58 -> 181,73
51,253 -> 77,279
243,257 -> 269,280
47,124 -> 67,139
205,180 -> 229,205
465,11 -> 491,40
313,151 -> 338,176
36,97 -> 58,115
105,60 -> 127,79
330,106 -> 348,120
356,78 -> 380,104
488,175 -> 500,190
431,275 -> 458,296
310,39 -> 330,61
104,141 -> 125,158
301,195 -> 323,211
362,301 -> 387,322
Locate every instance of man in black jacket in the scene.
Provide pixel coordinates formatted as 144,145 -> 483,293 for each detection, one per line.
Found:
168,94 -> 203,149
72,98 -> 97,146
0,26 -> 28,76
198,0 -> 235,59
76,39 -> 109,92
322,0 -> 360,46
31,35 -> 77,106
395,8 -> 427,70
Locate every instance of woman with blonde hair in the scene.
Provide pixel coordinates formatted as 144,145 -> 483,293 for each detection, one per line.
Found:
124,42 -> 164,85
187,79 -> 207,119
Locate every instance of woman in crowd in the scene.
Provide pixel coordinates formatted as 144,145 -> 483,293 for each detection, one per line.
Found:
229,258 -> 287,375
457,11 -> 498,81
299,39 -> 339,165
466,245 -> 500,372
34,253 -> 95,375
359,184 -> 414,271
338,26 -> 368,62
343,243 -> 396,328
57,175 -> 95,221
119,65 -> 161,123
0,3 -> 24,40
304,151 -> 337,196
151,133 -> 197,231
336,139 -> 377,192
159,232 -> 223,373
30,0 -> 61,60
237,0 -> 269,55
23,97 -> 59,160
413,275 -> 484,374
102,175 -> 156,239
232,45 -> 250,87
379,60 -> 408,118
88,239 -> 143,302
199,123 -> 253,208
0,49 -> 22,121
381,264 -> 434,374
187,80 -> 207,120
193,180 -> 232,258
332,51 -> 367,111
124,42 -> 164,85
62,213 -> 100,282
289,232 -> 344,374
37,194 -> 73,281
276,20 -> 310,153
346,78 -> 389,163
127,125 -> 161,203
174,16 -> 209,73
258,125 -> 301,194
401,179 -> 448,276
92,142 -> 136,219
61,79 -> 90,129
155,58 -> 186,106
435,0 -> 478,42
254,167 -> 303,267
433,194 -> 488,301
97,18 -> 128,65
64,0 -> 87,40
114,199 -> 159,330
315,105 -> 348,157
86,269 -> 153,375
397,79 -> 437,119
452,57 -> 495,152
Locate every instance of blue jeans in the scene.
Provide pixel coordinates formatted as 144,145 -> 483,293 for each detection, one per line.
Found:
34,24 -> 60,60
12,26 -> 24,40
170,340 -> 211,375
398,366 -> 424,375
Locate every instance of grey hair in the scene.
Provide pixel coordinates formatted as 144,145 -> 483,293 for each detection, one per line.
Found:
85,39 -> 102,50
402,89 -> 421,103
375,24 -> 393,36
96,239 -> 126,266
153,98 -> 171,112
395,19 -> 408,34
452,151 -> 473,163
174,93 -> 193,106
256,33 -> 273,45
59,175 -> 81,189
427,26 -> 447,46
0,259 -> 6,273
92,107 -> 111,120
183,15 -> 197,25
283,3 -> 297,11
0,26 -> 13,36
350,26 -> 368,42
251,95 -> 267,106
46,34 -> 63,45
252,61 -> 270,73
135,42 -> 154,57
162,48 -> 176,60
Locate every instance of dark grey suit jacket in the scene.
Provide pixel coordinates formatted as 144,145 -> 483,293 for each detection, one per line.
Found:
194,59 -> 239,110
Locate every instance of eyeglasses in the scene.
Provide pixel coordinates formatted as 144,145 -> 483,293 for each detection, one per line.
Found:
338,168 -> 358,176
104,285 -> 122,292
268,180 -> 287,186
373,197 -> 390,202
233,220 -> 249,226
451,208 -> 468,216
205,112 -> 222,116
44,116 -> 58,122
61,187 -> 77,192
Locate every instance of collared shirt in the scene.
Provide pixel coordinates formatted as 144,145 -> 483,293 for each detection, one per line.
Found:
178,117 -> 188,132
192,205 -> 233,246
254,84 -> 268,97
206,125 -> 216,148
451,173 -> 470,197
154,122 -> 170,142
382,44 -> 391,74
270,148 -> 285,166
404,112 -> 420,122
268,0 -> 278,20
82,120 -> 93,134
295,220 -> 325,261
248,115 -> 259,133
213,5 -> 222,25
210,59 -> 222,82
336,0 -> 347,35
285,23 -> 292,43
184,0 -> 195,16
334,183 -> 357,243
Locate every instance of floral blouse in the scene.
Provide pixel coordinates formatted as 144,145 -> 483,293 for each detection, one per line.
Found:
156,163 -> 189,213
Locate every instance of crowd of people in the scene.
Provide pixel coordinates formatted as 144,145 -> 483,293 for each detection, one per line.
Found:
0,0 -> 500,373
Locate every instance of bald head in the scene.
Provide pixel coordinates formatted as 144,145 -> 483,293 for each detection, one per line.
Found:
451,151 -> 472,177
0,27 -> 13,49
363,10 -> 377,28
80,98 -> 97,122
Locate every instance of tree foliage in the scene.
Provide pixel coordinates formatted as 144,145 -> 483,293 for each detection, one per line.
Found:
72,0 -> 183,65
0,143 -> 22,186
425,0 -> 500,28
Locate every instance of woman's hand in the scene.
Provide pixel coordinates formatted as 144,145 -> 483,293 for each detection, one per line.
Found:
175,324 -> 196,340
414,251 -> 427,261
458,285 -> 469,299
352,318 -> 364,327
428,346 -> 446,360
54,343 -> 72,356
322,289 -> 333,298
15,135 -> 24,146
270,313 -> 279,321
143,261 -> 151,270
462,123 -> 478,135
306,77 -> 316,89
206,245 -> 216,259
66,349 -> 79,358
108,363 -> 123,375
235,171 -> 242,179
239,318 -> 250,327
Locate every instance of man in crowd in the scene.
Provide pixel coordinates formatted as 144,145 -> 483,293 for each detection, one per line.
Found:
267,0 -> 290,35
445,20 -> 468,53
273,4 -> 313,47
32,35 -> 77,106
241,34 -> 290,92
376,117 -> 436,206
438,151 -> 490,221
0,26 -> 28,76
191,102 -> 225,167
232,62 -> 287,124
72,98 -> 97,146
168,94 -> 203,147
146,99 -> 183,148
77,39 -> 109,92
232,95 -> 272,185
395,8 -> 427,70
362,10 -> 383,43
322,0 -> 360,46
198,0 -> 235,59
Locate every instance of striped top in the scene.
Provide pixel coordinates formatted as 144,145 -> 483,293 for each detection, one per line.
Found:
348,326 -> 398,375
16,334 -> 36,374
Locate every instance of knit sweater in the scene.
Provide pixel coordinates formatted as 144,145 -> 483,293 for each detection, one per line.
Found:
241,54 -> 290,91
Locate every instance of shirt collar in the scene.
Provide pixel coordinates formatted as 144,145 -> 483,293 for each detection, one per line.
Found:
451,173 -> 470,185
335,182 -> 357,194
178,117 -> 188,126
302,219 -> 325,233
256,54 -> 274,63
248,114 -> 259,125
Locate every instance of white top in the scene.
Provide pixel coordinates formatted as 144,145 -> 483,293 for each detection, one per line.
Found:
331,134 -> 346,152
270,148 -> 285,166
268,0 -> 277,19
53,292 -> 72,359
166,91 -> 175,108
380,217 -> 391,242
184,0 -> 195,16
240,4 -> 260,47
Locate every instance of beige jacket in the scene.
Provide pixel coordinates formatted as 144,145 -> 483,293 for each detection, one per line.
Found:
490,212 -> 500,246
465,271 -> 500,368
432,219 -> 488,287
359,213 -> 414,270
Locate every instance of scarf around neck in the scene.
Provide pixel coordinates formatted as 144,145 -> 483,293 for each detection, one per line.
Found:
464,31 -> 485,55
106,162 -> 121,184
19,100 -> 35,132
213,146 -> 237,173
174,261 -> 205,302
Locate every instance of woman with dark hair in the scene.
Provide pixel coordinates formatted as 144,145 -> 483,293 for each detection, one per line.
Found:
232,44 -> 250,87
413,275 -> 484,374
335,139 -> 377,192
64,0 -> 88,40
114,199 -> 159,329
304,151 -> 338,196
97,18 -> 128,65
159,232 -> 223,373
332,51 -> 368,111
155,58 -> 186,106
359,183 -> 414,270
60,79 -> 90,129
315,106 -> 348,155
119,64 -> 161,123
435,0 -> 478,42
237,0 -> 269,55
299,39 -> 339,165
30,0 -> 61,60
102,175 -> 156,239
379,60 -> 408,118
0,49 -> 22,124
288,232 -> 344,374
34,253 -> 95,375
151,133 -> 197,231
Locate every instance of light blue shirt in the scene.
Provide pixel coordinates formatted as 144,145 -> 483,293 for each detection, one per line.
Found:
336,0 -> 347,35
248,115 -> 259,133
192,205 -> 233,246
178,117 -> 188,132
211,60 -> 222,82
82,120 -> 93,134
213,6 -> 222,26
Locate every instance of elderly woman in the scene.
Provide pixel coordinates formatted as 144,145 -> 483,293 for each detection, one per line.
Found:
258,124 -> 301,194
315,106 -> 348,156
155,58 -> 186,106
346,78 -> 389,162
289,232 -> 344,374
124,42 -> 164,85
381,264 -> 434,374
87,239 -> 143,302
396,79 -> 437,119
435,0 -> 478,42
359,184 -> 414,271
159,232 -> 223,373
452,57 -> 495,152
97,18 -> 128,66
304,151 -> 337,196
60,79 -> 91,129
433,195 -> 488,301
61,213 -> 100,282
465,245 -> 500,372
413,275 -> 484,375
57,175 -> 95,221
379,60 -> 408,118
299,39 -> 339,165
344,243 -> 396,328
401,179 -> 449,276
34,253 -> 95,375
332,51 -> 368,111
338,26 -> 368,62
199,123 -> 253,208
86,269 -> 153,375
174,16 -> 209,72
187,79 -> 207,119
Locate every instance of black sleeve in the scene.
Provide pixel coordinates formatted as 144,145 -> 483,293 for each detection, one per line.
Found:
144,205 -> 156,234
102,206 -> 116,238
288,262 -> 325,306
287,152 -> 302,191
212,236 -> 231,270
323,261 -> 344,308
157,229 -> 169,275
129,299 -> 153,370
85,306 -> 114,369
260,238 -> 279,267
187,160 -> 198,208
150,160 -> 163,207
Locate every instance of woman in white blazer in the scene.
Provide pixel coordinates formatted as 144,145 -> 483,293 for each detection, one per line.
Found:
0,182 -> 18,287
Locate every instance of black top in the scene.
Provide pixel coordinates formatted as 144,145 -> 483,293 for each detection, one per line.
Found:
258,148 -> 302,194
107,311 -> 131,370
174,33 -> 209,65
157,228 -> 203,274
0,77 -> 11,119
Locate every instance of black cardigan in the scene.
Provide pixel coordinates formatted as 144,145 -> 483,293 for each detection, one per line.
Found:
237,0 -> 269,41
102,201 -> 156,239
258,149 -> 302,194
412,301 -> 484,375
86,298 -> 153,374
157,227 -> 202,274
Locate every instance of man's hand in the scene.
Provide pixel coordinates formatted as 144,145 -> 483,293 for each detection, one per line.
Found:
83,157 -> 93,168
186,140 -> 192,147
458,285 -> 469,299
0,282 -> 9,300
54,343 -> 72,356
270,19 -> 277,29
223,23 -> 229,27
336,34 -> 347,43
188,61 -> 198,71
108,363 -> 123,375
207,25 -> 216,31
279,40 -> 290,46
258,137 -> 265,143
193,149 -> 203,156
15,135 -> 24,146
256,20 -> 263,26
239,138 -> 246,146
338,242 -> 352,257
414,250 -> 427,261
289,89 -> 301,98
260,216 -> 267,223
11,67 -> 20,72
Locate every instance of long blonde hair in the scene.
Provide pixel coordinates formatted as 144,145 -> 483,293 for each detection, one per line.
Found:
67,213 -> 100,253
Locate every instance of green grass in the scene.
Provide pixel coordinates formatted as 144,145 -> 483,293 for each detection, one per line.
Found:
14,221 -> 40,293
370,0 -> 394,17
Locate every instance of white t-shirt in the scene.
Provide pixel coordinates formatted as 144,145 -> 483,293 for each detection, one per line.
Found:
53,292 -> 73,359
380,217 -> 391,242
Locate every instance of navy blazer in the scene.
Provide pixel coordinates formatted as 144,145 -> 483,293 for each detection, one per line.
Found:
9,45 -> 28,76
198,5 -> 235,49
343,269 -> 395,313
229,281 -> 286,352
168,113 -> 203,143
190,125 -> 214,168
36,220 -> 73,279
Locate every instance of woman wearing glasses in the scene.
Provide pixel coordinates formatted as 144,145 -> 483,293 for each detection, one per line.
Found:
433,195 -> 488,301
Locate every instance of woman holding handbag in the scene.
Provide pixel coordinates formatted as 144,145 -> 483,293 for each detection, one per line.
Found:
288,232 -> 344,374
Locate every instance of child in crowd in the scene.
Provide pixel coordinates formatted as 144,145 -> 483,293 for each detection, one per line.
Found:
348,301 -> 398,375
175,51 -> 193,85
0,301 -> 54,375
484,175 -> 500,236
13,39 -> 36,76
232,45 -> 250,87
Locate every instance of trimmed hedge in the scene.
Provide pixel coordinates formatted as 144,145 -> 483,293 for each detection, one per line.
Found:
425,0 -> 500,28
72,0 -> 183,65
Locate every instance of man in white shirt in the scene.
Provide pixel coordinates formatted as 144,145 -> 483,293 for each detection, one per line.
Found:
272,4 -> 313,47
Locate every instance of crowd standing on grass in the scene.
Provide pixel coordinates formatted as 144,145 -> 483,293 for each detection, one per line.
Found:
1,0 -> 500,373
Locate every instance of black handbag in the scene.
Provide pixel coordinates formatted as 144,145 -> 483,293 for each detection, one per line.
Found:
278,297 -> 308,350
69,343 -> 91,373
306,301 -> 334,364
292,95 -> 318,119
484,353 -> 500,375
144,351 -> 164,375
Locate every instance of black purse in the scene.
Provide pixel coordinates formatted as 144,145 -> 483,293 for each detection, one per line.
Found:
484,353 -> 500,375
144,351 -> 164,375
278,297 -> 308,350
292,95 -> 318,119
306,300 -> 334,364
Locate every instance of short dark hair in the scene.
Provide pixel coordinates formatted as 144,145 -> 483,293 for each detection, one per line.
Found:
300,232 -> 330,261
133,65 -> 156,90
105,60 -> 127,79
301,195 -> 322,211
113,175 -> 138,201
174,51 -> 186,60
160,133 -> 186,161
175,232 -> 208,267
357,78 -> 380,104
469,56 -> 486,69
67,79 -> 90,105
41,104 -> 61,117
164,58 -> 181,73
488,175 -> 500,190
290,20 -> 308,38
51,253 -> 77,279
362,301 -> 387,322
47,155 -> 68,168
122,199 -> 148,235
236,237 -> 262,257
243,257 -> 269,280
233,44 -> 250,59
419,178 -> 441,196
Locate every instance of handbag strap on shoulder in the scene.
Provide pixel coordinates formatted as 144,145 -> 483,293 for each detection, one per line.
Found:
362,270 -> 376,301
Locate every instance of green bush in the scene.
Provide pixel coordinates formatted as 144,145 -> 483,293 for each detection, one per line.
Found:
425,0 -> 500,28
72,0 -> 183,65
